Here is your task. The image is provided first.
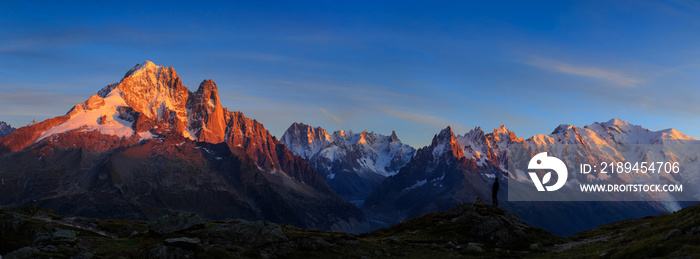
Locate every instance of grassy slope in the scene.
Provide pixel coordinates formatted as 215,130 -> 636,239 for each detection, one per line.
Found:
551,203 -> 700,258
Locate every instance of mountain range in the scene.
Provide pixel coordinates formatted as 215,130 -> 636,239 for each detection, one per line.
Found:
361,120 -> 699,235
280,122 -> 415,204
0,61 -> 367,232
1,61 -> 699,238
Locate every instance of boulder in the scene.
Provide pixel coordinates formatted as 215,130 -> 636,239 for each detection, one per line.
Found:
165,237 -> 201,246
466,242 -> 484,253
4,247 -> 40,259
665,229 -> 681,240
192,220 -> 287,247
142,245 -> 194,259
52,229 -> 78,243
149,212 -> 205,234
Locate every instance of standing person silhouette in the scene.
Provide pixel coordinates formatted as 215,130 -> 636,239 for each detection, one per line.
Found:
492,178 -> 499,207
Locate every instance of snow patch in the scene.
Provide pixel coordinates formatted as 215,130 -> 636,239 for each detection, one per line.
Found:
126,60 -> 157,78
431,173 -> 445,182
402,179 -> 427,194
138,131 -> 155,141
38,88 -> 134,142
432,141 -> 447,159
321,145 -> 341,160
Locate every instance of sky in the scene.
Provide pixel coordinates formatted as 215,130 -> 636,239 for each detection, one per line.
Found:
2,1 -> 700,147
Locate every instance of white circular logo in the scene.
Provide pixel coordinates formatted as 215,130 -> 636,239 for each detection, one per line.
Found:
528,152 -> 568,191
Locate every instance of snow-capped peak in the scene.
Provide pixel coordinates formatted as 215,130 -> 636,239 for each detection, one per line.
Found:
457,127 -> 486,145
599,119 -> 648,134
493,125 -> 509,135
657,128 -> 696,141
551,124 -> 574,134
28,119 -> 38,126
431,126 -> 464,160
436,126 -> 455,140
491,125 -> 520,144
0,121 -> 15,137
33,61 -> 203,143
390,130 -> 400,142
124,60 -> 157,78
603,118 -> 630,127
357,130 -> 368,144
116,60 -> 190,137
280,122 -> 331,159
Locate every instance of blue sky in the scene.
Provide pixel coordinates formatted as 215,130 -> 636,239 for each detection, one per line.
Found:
2,1 -> 700,147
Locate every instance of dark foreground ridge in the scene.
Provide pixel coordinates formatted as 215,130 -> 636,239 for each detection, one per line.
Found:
2,199 -> 699,258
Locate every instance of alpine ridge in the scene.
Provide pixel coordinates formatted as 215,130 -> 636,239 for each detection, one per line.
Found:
0,121 -> 15,137
0,61 -> 368,232
281,122 -> 415,203
363,125 -> 498,227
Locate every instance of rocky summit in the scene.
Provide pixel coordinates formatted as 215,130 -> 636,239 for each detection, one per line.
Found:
0,121 -> 15,137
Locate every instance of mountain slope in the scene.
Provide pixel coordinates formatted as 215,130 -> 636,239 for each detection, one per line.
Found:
364,126 -> 500,225
281,122 -> 415,202
0,61 -> 366,232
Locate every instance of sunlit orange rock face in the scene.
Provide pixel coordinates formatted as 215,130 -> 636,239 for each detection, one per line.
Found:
222,110 -> 329,190
0,116 -> 70,153
187,79 -> 226,144
117,61 -> 189,134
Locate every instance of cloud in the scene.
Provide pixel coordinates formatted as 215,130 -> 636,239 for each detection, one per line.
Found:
0,91 -> 82,107
320,108 -> 344,123
524,56 -> 643,87
282,81 -> 421,101
380,108 -> 453,129
205,51 -> 288,62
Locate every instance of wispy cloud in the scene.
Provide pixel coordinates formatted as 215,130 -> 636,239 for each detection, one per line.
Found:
380,108 -> 453,129
524,56 -> 643,87
206,51 -> 288,62
320,108 -> 344,123
0,91 -> 83,106
0,91 -> 86,127
278,80 -> 430,105
0,111 -> 56,116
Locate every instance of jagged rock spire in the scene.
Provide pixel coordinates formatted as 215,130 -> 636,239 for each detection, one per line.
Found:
186,79 -> 226,143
